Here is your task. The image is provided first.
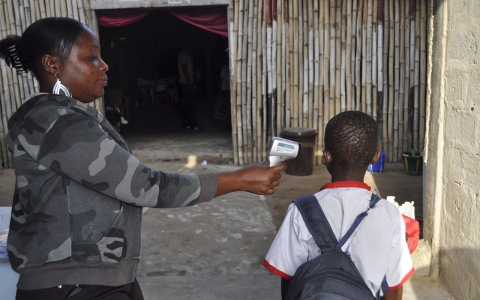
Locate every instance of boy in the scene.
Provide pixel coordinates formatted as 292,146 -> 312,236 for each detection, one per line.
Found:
263,111 -> 414,300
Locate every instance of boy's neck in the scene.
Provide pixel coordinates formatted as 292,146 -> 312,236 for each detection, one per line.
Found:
330,170 -> 367,183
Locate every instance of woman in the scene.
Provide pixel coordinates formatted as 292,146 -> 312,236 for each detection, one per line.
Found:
0,17 -> 285,300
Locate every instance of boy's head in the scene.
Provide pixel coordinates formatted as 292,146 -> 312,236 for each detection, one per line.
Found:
324,111 -> 379,173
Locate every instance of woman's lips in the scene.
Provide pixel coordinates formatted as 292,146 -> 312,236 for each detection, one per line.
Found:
98,77 -> 108,86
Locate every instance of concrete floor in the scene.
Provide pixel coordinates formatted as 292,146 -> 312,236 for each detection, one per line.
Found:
0,103 -> 453,299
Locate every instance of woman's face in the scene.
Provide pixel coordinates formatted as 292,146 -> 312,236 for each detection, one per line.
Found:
58,27 -> 109,103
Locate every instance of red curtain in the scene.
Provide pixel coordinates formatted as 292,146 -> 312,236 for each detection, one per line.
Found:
164,7 -> 228,38
96,8 -> 228,38
97,10 -> 152,27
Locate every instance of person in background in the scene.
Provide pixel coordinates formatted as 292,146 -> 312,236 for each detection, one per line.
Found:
0,17 -> 286,300
177,49 -> 202,131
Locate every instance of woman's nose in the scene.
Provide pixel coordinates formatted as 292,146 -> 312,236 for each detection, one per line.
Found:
100,57 -> 109,72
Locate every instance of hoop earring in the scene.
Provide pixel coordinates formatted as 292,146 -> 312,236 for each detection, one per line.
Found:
53,75 -> 72,97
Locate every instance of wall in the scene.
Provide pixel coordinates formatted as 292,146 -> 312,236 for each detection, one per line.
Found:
427,0 -> 480,298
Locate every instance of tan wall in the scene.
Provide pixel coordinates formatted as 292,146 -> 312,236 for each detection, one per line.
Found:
427,0 -> 480,298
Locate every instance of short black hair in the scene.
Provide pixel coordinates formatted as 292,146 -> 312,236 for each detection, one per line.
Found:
324,110 -> 378,171
0,17 -> 84,79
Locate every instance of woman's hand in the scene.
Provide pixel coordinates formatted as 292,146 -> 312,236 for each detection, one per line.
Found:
214,162 -> 286,197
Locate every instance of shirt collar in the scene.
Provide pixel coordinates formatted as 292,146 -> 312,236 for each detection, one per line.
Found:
319,181 -> 371,191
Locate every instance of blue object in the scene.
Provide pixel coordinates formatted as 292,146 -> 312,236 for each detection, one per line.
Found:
368,151 -> 386,173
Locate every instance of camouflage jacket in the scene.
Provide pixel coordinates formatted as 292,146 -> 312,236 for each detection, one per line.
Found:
5,93 -> 217,290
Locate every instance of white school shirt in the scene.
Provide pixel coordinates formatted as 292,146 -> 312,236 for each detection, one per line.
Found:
264,181 -> 414,296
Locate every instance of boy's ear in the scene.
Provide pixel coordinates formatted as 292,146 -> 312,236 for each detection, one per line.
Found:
370,149 -> 382,164
323,149 -> 332,165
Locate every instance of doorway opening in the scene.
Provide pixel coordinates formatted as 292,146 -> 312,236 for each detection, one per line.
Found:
98,8 -> 232,162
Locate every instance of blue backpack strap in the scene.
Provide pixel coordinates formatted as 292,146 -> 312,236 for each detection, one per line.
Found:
293,195 -> 338,252
336,194 -> 381,249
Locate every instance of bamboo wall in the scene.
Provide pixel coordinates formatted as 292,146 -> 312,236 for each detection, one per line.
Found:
228,0 -> 428,165
0,0 -> 428,169
0,0 -> 99,169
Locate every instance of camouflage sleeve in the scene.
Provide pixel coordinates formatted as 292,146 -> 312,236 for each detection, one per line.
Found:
19,107 -> 217,208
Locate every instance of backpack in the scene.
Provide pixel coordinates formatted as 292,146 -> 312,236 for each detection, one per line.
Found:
285,194 -> 381,300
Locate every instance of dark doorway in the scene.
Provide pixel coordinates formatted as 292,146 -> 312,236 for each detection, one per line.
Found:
98,9 -> 231,138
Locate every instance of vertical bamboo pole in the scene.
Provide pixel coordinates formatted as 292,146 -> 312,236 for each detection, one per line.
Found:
251,0 -> 259,162
229,0 -> 238,164
413,0 -> 420,151
408,0 -> 415,151
82,0 -> 90,25
387,0 -> 394,162
257,0 -> 265,160
340,1 -> 347,113
245,0 -> 254,164
307,0 -> 314,127
266,0 -> 273,142
365,0 -> 372,115
50,0 -> 56,17
393,0 -> 399,161
285,1 -> 295,127
262,0 -> 267,159
72,0 -> 80,21
355,0 -> 363,111
403,0 -> 410,153
78,0 -> 86,24
0,2 -> 13,167
351,0 -> 358,111
398,0 -> 405,161
335,1 -> 341,115
61,1 -> 67,16
318,0 -> 326,160
419,0 -> 426,151
298,0 -> 304,127
292,0 -> 299,126
286,0 -> 292,127
241,0 -> 249,163
19,1 -> 26,31
66,0 -> 73,18
0,68 -> 11,168
276,0 -> 283,135
22,0 -> 31,27
346,0 -> 353,111
377,0 -> 384,150
323,0 -> 330,129
361,0 -> 367,113
329,0 -> 336,119
382,0 -> 389,154
300,0 -> 307,127
271,0 -> 278,136
313,0 -> 320,129
281,0 -> 287,131
13,1 -> 26,106
313,1 -> 323,165
27,0 -> 35,23
43,0 -> 50,19
235,0 -> 244,165
0,66 -> 11,168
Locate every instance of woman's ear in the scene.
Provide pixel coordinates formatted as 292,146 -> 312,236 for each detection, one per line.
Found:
370,149 -> 382,164
41,55 -> 59,75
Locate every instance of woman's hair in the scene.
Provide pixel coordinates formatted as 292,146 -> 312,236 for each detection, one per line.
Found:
0,17 -> 85,79
324,110 -> 378,171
